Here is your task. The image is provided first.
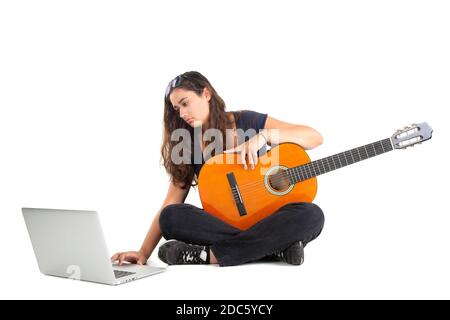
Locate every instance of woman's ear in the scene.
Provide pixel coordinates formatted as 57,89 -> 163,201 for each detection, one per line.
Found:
203,87 -> 211,102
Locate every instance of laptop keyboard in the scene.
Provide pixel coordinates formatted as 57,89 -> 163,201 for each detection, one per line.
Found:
114,270 -> 136,279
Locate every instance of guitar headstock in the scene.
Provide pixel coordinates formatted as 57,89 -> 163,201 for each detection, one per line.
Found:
391,122 -> 433,149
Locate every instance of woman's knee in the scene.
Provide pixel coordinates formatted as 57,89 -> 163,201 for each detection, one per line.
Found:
289,202 -> 325,229
159,203 -> 185,239
305,202 -> 325,226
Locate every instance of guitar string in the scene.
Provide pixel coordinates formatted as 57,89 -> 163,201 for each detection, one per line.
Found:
199,139 -> 390,190
229,147 -> 382,198
221,140 -> 390,190
232,142 -> 390,191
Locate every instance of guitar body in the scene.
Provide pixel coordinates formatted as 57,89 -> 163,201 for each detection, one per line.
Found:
198,143 -> 317,231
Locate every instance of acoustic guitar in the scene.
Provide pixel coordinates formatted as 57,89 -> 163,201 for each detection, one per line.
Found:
198,122 -> 433,230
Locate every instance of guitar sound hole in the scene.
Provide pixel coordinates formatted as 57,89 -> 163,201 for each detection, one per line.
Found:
268,169 -> 291,192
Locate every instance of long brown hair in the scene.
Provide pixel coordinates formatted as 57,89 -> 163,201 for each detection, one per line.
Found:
161,71 -> 234,189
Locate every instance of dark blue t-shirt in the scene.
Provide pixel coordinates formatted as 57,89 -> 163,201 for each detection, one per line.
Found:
193,110 -> 268,177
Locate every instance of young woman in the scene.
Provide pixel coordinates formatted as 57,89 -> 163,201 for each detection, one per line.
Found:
111,71 -> 325,267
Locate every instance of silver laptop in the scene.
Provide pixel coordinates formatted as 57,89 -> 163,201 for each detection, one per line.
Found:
22,208 -> 166,285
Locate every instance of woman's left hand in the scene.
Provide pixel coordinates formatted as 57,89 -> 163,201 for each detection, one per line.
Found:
223,132 -> 267,170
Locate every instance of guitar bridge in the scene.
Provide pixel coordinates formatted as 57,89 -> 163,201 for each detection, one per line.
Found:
226,172 -> 247,217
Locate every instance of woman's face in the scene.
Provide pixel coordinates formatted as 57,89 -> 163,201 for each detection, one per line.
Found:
169,87 -> 211,128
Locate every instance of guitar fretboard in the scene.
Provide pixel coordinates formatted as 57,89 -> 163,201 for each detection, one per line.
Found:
287,138 -> 394,183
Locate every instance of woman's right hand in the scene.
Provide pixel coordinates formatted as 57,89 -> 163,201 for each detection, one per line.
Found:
111,250 -> 148,266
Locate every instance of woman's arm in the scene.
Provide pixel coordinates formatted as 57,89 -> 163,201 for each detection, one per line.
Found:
261,116 -> 323,150
111,181 -> 190,265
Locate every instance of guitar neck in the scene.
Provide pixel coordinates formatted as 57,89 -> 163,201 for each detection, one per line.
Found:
287,138 -> 394,183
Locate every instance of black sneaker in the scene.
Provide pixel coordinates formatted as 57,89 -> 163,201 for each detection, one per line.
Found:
158,240 -> 210,265
270,241 -> 304,265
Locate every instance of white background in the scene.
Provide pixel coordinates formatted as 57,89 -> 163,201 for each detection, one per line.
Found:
1,0 -> 449,299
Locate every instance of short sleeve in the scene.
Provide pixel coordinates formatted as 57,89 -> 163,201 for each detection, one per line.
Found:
235,110 -> 268,132
234,110 -> 269,156
194,110 -> 268,178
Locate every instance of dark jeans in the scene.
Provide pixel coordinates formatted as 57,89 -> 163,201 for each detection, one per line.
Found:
159,202 -> 325,267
